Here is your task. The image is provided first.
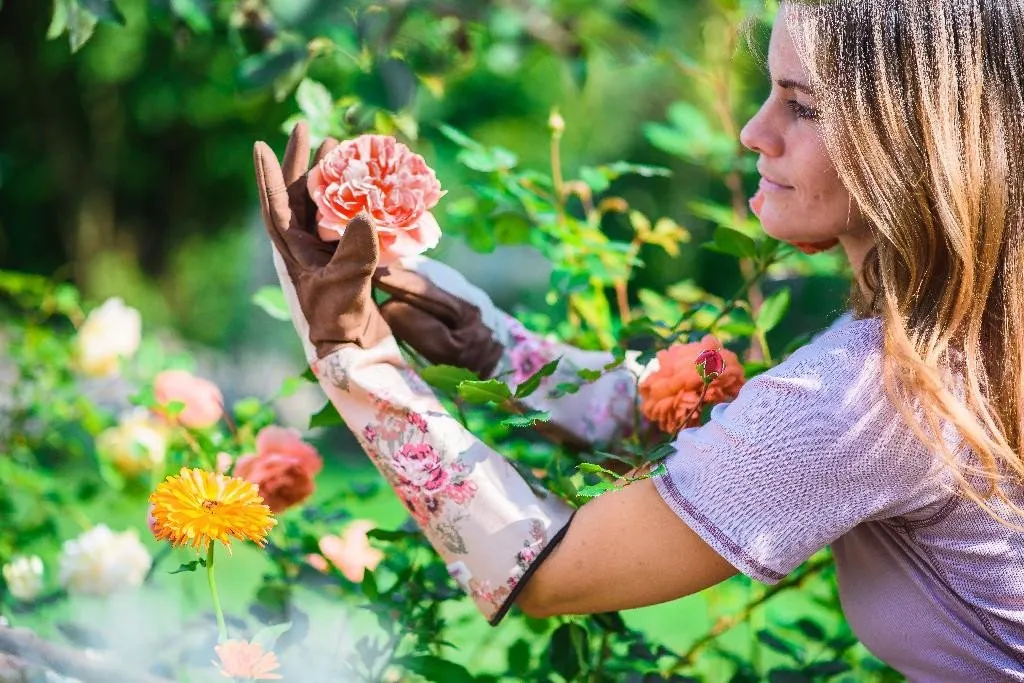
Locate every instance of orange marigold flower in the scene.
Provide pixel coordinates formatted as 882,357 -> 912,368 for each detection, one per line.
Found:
149,468 -> 276,553
214,639 -> 282,680
639,335 -> 745,433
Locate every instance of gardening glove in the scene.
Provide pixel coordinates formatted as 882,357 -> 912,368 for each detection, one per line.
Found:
253,139 -> 574,624
374,257 -> 645,450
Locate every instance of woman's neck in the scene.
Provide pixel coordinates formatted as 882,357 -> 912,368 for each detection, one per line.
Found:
840,230 -> 876,296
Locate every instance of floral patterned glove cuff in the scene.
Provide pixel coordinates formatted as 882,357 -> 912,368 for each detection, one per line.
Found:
394,256 -> 643,448
311,340 -> 575,623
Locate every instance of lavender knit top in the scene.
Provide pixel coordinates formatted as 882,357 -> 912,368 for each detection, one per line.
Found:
653,316 -> 1024,681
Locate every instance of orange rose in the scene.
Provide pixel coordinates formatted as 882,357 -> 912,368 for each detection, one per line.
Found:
638,335 -> 745,434
234,426 -> 323,513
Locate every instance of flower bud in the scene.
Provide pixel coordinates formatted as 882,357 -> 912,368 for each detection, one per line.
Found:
548,108 -> 565,137
2,555 -> 44,602
695,348 -> 726,384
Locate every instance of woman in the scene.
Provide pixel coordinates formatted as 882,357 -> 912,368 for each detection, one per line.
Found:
253,1 -> 1024,678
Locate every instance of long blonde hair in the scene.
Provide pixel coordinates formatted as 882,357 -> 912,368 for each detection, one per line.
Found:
785,0 -> 1024,523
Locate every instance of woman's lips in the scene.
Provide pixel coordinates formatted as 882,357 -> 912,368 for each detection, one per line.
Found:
758,176 -> 793,192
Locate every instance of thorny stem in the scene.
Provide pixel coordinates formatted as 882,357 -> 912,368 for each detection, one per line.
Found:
206,542 -> 228,643
675,381 -> 711,435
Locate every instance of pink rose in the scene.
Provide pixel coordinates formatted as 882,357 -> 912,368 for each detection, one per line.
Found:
392,443 -> 448,491
446,479 -> 477,505
153,370 -> 223,429
307,135 -> 444,265
317,520 -> 384,583
234,426 -> 323,514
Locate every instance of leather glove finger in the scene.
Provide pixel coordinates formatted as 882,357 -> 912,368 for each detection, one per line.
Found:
374,265 -> 469,329
380,299 -> 502,377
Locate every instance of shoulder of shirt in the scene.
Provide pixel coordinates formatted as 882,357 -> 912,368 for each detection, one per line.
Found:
756,314 -> 884,391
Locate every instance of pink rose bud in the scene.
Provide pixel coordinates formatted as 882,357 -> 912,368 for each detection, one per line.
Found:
153,370 -> 224,429
695,348 -> 726,384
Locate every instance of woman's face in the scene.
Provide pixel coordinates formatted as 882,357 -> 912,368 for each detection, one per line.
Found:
740,16 -> 869,246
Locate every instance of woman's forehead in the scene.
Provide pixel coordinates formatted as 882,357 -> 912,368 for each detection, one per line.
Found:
768,15 -> 812,89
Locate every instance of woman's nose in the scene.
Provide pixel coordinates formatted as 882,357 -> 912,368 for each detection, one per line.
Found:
740,103 -> 783,157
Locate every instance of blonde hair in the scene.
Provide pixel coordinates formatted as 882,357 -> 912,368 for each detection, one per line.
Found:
785,1 -> 1024,524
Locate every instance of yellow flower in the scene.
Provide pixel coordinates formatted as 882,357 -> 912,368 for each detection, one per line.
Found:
149,468 -> 276,553
213,640 -> 282,680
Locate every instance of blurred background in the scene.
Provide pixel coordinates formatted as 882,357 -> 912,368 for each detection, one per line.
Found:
0,1 -> 876,680
0,0 -> 851,372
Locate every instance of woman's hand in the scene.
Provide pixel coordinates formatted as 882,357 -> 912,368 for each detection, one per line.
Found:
254,126 -> 390,357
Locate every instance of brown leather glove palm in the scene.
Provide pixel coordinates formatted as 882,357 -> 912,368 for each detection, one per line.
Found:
253,124 -> 390,357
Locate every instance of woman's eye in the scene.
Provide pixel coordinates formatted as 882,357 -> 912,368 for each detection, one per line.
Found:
787,100 -> 820,121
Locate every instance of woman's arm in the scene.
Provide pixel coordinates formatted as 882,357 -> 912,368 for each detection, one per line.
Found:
517,478 -> 737,618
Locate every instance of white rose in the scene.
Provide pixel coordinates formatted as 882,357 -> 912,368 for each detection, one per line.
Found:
75,298 -> 142,377
2,555 -> 44,602
95,409 -> 167,477
58,525 -> 152,596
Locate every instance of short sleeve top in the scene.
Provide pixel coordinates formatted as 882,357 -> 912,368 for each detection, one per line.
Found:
653,316 -> 1024,680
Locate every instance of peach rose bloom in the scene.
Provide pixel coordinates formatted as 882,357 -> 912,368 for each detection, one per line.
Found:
317,520 -> 384,583
214,640 -> 282,680
307,134 -> 444,265
639,335 -> 745,434
153,369 -> 223,429
234,426 -> 323,514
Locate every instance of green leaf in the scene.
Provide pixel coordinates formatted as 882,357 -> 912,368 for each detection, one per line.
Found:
457,379 -> 512,405
514,358 -> 561,399
239,46 -> 308,90
233,397 -> 263,422
767,670 -> 812,683
507,639 -> 531,672
169,0 -> 211,32
251,622 -> 292,651
794,618 -> 826,641
309,402 -> 344,429
397,656 -> 475,683
252,286 -> 290,321
365,528 -> 418,542
295,78 -> 334,126
501,410 -> 551,428
757,630 -> 803,662
360,570 -> 379,600
756,287 -> 791,333
577,462 -> 620,478
548,623 -> 589,681
437,124 -> 478,149
67,2 -> 99,52
419,364 -> 479,394
47,0 -> 70,39
276,375 -> 305,399
803,661 -> 851,676
707,226 -> 758,259
80,0 -> 125,24
575,481 -> 620,499
169,559 -> 206,574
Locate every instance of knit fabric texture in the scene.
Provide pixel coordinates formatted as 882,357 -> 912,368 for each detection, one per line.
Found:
653,315 -> 1024,680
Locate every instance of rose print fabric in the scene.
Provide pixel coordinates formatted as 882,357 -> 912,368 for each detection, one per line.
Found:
311,340 -> 573,621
